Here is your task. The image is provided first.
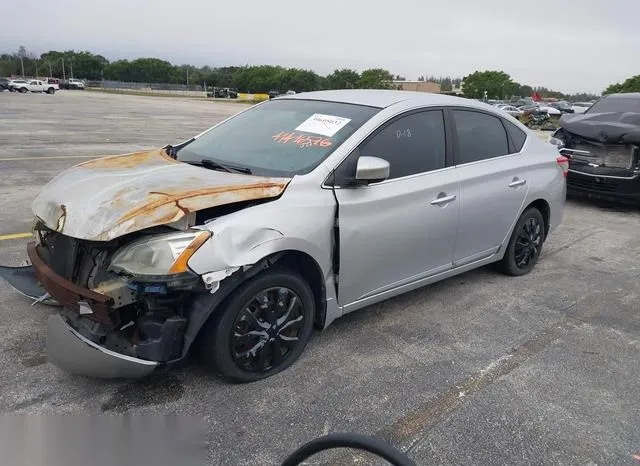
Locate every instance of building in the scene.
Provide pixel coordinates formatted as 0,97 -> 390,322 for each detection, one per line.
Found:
390,80 -> 441,93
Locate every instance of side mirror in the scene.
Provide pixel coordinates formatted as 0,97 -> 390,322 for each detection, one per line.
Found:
354,156 -> 390,185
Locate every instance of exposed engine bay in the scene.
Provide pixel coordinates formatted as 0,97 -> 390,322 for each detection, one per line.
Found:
32,221 -> 203,363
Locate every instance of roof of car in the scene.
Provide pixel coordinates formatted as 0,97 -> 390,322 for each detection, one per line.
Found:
278,89 -> 492,110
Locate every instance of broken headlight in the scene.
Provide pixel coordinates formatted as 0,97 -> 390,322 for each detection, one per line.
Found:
109,230 -> 210,278
548,130 -> 565,149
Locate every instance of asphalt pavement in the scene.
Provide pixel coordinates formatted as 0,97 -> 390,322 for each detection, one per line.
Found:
0,90 -> 638,465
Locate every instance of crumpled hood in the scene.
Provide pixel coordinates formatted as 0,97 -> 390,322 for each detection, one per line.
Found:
32,149 -> 291,241
560,111 -> 640,144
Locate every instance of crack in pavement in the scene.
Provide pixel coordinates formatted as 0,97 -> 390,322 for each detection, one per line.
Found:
329,300 -> 599,465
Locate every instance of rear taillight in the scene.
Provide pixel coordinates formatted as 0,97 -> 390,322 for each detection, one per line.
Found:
556,155 -> 569,177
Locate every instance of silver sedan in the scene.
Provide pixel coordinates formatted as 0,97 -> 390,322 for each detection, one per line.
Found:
5,90 -> 567,382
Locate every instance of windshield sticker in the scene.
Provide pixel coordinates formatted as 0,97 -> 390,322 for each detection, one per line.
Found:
294,114 -> 352,137
272,131 -> 333,148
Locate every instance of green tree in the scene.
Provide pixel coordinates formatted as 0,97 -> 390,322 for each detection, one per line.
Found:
325,68 -> 360,89
462,70 -> 519,99
358,68 -> 393,89
603,75 -> 640,94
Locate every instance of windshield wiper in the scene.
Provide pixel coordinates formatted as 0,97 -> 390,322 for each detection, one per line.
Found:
198,159 -> 252,174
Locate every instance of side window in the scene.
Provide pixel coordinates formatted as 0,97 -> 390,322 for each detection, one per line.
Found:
452,110 -> 509,164
359,110 -> 446,179
504,119 -> 527,152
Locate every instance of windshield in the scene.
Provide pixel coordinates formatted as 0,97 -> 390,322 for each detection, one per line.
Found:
586,96 -> 640,114
177,99 -> 380,176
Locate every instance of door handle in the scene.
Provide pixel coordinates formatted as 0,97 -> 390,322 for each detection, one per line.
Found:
509,178 -> 527,187
430,194 -> 457,206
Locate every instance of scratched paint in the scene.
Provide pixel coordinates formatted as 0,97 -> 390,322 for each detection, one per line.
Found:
31,148 -> 290,241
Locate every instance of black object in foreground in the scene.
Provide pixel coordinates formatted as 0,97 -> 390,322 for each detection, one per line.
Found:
281,432 -> 416,466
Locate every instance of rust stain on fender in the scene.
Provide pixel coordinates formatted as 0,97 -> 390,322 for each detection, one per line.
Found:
31,145 -> 292,241
78,148 -> 178,169
118,182 -> 288,226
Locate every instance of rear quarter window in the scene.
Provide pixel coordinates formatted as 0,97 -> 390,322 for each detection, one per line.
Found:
504,120 -> 527,152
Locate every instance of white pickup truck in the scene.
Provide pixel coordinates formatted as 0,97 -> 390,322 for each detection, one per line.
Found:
11,79 -> 58,94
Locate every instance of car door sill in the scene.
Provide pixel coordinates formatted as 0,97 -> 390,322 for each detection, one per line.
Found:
341,254 -> 500,315
453,246 -> 501,268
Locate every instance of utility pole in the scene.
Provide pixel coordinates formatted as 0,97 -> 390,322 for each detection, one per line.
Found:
70,60 -> 73,79
48,62 -> 52,77
35,61 -> 38,78
61,57 -> 66,79
20,56 -> 25,77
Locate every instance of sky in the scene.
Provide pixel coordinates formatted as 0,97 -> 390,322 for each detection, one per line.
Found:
1,0 -> 638,94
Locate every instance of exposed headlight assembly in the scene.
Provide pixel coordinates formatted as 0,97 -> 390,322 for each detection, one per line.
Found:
109,230 -> 211,279
547,130 -> 565,149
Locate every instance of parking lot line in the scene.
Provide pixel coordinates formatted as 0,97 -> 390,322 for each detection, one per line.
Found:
0,232 -> 31,241
0,156 -> 96,161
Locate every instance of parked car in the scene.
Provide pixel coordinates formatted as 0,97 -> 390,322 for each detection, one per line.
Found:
570,102 -> 594,114
0,90 -> 566,382
497,105 -> 523,118
549,92 -> 640,205
548,101 -> 575,114
208,87 -> 238,98
537,103 -> 562,116
0,77 -> 10,91
11,79 -> 57,94
7,79 -> 29,91
268,89 -> 280,99
60,78 -> 86,90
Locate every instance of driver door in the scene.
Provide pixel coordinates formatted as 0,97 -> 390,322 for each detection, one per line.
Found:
333,109 -> 460,308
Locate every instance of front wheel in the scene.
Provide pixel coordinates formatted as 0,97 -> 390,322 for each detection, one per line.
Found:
197,268 -> 315,382
499,207 -> 545,276
19,87 -> 28,93
47,87 -> 55,94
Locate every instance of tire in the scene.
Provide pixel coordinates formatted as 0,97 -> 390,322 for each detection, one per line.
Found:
499,207 -> 545,276
47,87 -> 55,94
197,268 -> 315,382
19,87 -> 27,93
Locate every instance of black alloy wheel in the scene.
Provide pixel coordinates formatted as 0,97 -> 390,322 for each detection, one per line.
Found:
514,217 -> 542,268
231,287 -> 304,373
499,207 -> 545,276
197,269 -> 315,382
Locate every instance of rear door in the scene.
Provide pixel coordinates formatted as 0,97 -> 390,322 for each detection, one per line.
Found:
450,108 -> 530,266
333,108 -> 460,306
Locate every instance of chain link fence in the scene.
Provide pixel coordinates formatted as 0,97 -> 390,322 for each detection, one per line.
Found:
85,80 -> 207,96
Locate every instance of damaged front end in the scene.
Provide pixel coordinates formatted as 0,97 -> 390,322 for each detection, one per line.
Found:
27,222 -> 208,378
550,109 -> 640,204
0,148 -> 294,378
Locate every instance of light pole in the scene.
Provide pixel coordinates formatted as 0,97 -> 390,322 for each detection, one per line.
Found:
20,56 -> 25,77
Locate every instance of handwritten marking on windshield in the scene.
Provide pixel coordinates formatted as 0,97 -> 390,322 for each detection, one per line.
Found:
272,132 -> 333,148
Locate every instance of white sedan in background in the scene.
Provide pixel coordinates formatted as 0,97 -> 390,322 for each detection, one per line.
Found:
497,105 -> 523,118
570,102 -> 593,114
536,104 -> 562,116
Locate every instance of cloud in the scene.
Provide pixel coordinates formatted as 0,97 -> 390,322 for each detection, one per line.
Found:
1,0 -> 638,94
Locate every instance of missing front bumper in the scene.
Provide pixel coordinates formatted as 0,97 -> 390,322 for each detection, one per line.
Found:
47,314 -> 159,379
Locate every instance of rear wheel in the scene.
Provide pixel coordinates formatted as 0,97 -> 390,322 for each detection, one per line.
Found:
197,268 -> 315,382
499,207 -> 545,276
19,87 -> 27,93
47,87 -> 55,94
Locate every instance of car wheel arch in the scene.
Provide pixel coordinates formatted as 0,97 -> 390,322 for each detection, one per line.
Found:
526,198 -> 551,240
180,249 -> 328,361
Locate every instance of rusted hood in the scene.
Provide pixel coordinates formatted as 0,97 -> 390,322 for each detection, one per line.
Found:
31,149 -> 291,241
